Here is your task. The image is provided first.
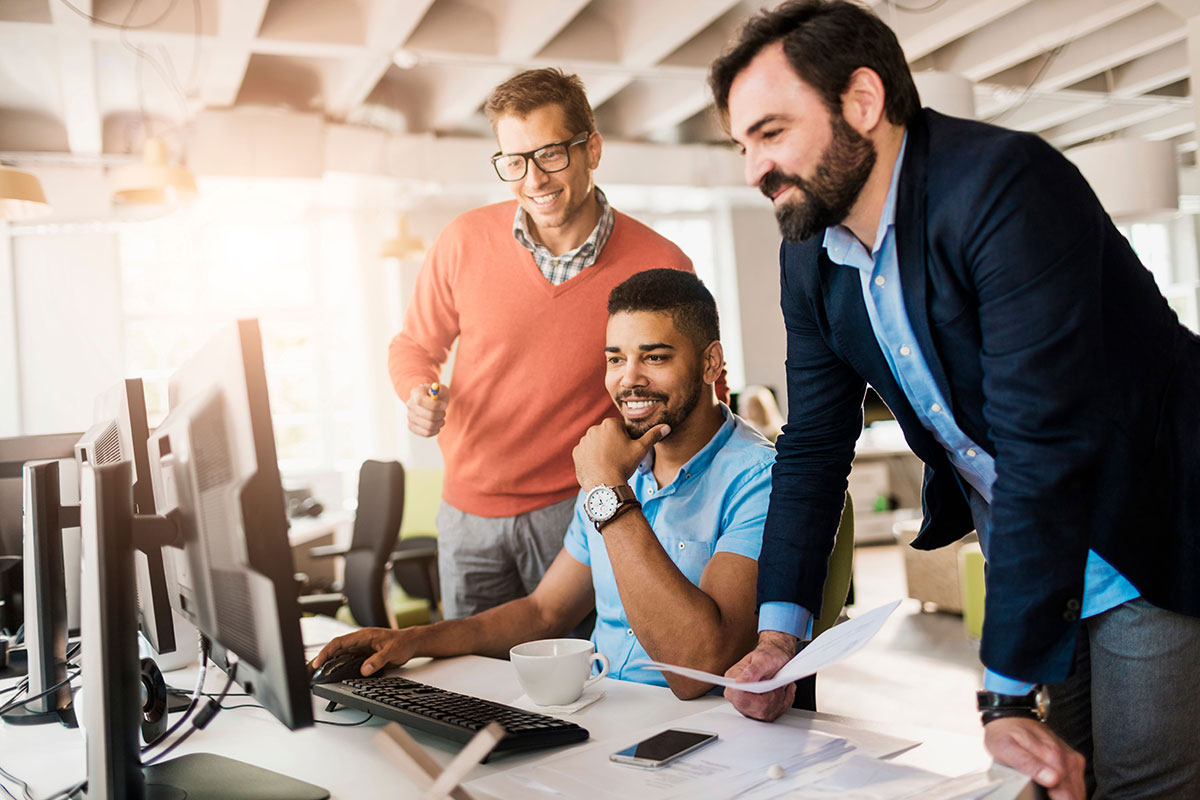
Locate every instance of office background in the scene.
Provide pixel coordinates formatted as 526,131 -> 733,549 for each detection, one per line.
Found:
0,0 -> 1198,513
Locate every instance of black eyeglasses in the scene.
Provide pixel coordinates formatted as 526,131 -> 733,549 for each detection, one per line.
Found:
490,132 -> 591,182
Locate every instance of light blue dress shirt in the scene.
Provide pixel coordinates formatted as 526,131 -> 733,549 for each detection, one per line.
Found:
564,405 -> 775,687
760,135 -> 1140,693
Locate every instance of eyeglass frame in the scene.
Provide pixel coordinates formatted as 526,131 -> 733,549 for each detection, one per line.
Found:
490,131 -> 592,182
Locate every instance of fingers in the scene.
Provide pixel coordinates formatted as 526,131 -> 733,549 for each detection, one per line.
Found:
984,718 -> 1086,800
407,384 -> 449,437
638,423 -> 672,447
311,631 -> 371,669
723,645 -> 795,722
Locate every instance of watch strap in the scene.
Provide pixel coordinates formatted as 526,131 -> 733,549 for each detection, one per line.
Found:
594,485 -> 640,533
976,687 -> 1045,725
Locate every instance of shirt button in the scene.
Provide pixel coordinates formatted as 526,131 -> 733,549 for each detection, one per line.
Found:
648,488 -> 654,494
678,542 -> 686,550
627,629 -> 634,636
684,473 -> 691,480
930,403 -> 942,413
899,346 -> 911,356
874,275 -> 886,287
966,448 -> 977,458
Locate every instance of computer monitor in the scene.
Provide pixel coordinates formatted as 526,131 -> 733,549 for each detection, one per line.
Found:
0,433 -> 81,636
78,319 -> 324,799
75,379 -> 178,658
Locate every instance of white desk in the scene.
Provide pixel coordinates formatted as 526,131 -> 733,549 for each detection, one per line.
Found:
1,622 -> 1033,799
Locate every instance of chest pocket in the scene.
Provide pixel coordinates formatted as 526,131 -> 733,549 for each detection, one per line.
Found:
662,537 -> 716,585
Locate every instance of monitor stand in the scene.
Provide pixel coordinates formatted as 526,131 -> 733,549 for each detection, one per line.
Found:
79,461 -> 329,800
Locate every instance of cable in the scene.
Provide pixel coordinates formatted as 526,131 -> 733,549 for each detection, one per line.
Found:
986,43 -> 1068,126
42,780 -> 86,800
886,0 -> 948,11
0,763 -> 32,800
56,0 -> 182,30
141,634 -> 209,751
316,712 -> 372,728
0,669 -> 80,716
142,663 -> 236,766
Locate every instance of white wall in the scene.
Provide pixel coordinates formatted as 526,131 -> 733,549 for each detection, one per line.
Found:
10,230 -> 124,434
728,205 -> 788,414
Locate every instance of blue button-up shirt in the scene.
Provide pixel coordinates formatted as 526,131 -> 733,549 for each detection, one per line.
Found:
564,405 -> 775,687
760,135 -> 1139,693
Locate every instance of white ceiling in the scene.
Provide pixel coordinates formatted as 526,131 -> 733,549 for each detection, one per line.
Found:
0,0 -> 1196,165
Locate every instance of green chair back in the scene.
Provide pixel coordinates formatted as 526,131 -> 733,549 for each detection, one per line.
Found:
400,467 -> 443,539
813,491 -> 855,638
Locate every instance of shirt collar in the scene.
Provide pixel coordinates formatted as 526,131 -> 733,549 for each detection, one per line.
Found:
635,404 -> 737,485
822,132 -> 908,269
512,186 -> 613,259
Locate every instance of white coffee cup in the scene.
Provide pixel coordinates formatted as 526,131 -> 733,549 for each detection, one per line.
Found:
509,639 -> 609,706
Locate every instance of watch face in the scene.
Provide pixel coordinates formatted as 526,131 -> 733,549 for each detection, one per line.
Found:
585,486 -> 619,522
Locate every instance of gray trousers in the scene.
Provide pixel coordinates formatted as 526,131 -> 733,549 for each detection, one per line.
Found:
1045,597 -> 1200,799
435,496 -> 577,620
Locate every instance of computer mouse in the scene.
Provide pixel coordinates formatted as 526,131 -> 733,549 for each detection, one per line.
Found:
310,651 -> 370,686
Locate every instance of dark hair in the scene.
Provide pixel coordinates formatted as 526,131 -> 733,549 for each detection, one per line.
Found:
709,0 -> 920,127
608,269 -> 720,351
484,68 -> 596,135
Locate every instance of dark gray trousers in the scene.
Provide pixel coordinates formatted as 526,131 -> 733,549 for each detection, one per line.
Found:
1045,597 -> 1200,799
435,496 -> 577,621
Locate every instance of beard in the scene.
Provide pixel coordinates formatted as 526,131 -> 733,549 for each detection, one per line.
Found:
619,380 -> 703,440
761,114 -> 877,242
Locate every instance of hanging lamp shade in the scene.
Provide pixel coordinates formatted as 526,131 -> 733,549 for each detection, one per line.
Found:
0,165 -> 51,219
380,215 -> 426,259
111,137 -> 197,206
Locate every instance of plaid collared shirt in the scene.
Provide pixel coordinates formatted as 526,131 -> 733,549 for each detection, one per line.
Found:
512,188 -> 615,286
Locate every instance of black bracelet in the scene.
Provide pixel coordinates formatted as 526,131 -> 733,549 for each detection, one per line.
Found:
981,708 -> 1042,726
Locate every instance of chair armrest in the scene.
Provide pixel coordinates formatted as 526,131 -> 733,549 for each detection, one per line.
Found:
298,593 -> 346,618
390,545 -> 438,563
308,543 -> 350,559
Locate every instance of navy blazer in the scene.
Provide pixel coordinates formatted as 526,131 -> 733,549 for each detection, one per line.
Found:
762,109 -> 1200,683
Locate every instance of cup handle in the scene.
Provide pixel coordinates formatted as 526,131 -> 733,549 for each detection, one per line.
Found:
583,652 -> 609,690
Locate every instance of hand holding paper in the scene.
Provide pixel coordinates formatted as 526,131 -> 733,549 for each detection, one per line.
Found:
636,600 -> 902,694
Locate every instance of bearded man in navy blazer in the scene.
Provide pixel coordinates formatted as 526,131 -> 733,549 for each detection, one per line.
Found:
709,2 -> 1200,799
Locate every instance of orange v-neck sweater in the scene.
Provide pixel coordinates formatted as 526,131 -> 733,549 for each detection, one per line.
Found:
389,200 -> 694,518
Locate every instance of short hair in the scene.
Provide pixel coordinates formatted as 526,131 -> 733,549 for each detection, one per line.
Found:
484,68 -> 596,135
608,269 -> 720,352
709,0 -> 920,127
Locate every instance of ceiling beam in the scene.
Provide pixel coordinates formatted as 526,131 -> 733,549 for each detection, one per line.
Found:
983,4 -> 1185,94
925,0 -> 1156,82
200,0 -> 270,108
595,76 -> 710,140
876,0 -> 1036,62
49,0 -> 101,155
324,0 -> 435,120
1043,103 -> 1179,148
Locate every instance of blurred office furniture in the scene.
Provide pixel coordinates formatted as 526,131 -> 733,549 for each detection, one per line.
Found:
738,385 -> 784,442
959,543 -> 987,640
299,460 -> 406,629
850,422 -> 923,544
795,491 -> 855,711
893,518 -> 980,615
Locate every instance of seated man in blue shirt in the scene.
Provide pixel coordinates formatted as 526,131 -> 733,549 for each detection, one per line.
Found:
313,269 -> 776,698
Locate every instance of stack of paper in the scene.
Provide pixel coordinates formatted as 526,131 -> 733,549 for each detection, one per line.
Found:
466,705 -> 917,800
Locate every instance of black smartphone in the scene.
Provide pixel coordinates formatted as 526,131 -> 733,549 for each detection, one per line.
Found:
609,728 -> 719,769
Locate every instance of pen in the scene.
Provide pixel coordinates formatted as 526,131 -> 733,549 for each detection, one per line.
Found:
429,382 -> 440,399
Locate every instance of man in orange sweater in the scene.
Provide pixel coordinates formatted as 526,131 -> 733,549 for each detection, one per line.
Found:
388,69 -> 696,619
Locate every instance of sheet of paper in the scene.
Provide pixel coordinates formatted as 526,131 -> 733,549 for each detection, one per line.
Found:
466,704 -> 919,800
635,600 -> 902,694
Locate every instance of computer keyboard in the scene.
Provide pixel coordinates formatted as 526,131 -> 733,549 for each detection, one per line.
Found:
312,675 -> 589,759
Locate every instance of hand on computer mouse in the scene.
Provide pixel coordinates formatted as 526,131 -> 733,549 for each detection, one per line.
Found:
309,651 -> 371,685
312,628 -> 421,680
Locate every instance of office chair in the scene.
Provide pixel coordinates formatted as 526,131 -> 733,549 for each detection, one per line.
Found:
793,491 -> 855,711
390,536 -> 440,624
299,460 -> 406,629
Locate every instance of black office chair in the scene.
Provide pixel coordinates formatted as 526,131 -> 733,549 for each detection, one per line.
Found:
298,460 -> 405,629
390,536 -> 440,623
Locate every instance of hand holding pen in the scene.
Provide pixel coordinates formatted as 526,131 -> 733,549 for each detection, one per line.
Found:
406,381 -> 450,437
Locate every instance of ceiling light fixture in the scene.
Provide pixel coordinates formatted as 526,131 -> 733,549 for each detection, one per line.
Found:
0,164 -> 52,220
111,137 -> 197,206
